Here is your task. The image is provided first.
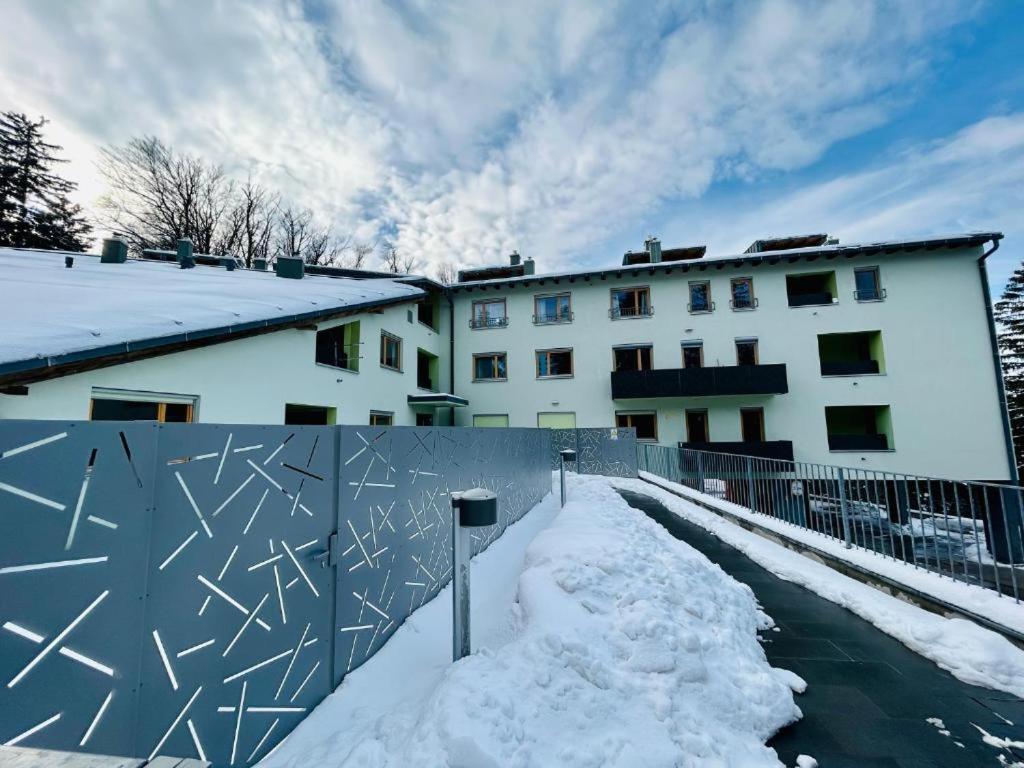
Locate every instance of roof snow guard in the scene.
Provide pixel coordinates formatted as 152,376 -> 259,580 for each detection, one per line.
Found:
451,232 -> 1003,291
0,248 -> 424,384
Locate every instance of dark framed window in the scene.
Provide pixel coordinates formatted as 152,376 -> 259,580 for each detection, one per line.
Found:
534,293 -> 572,324
612,345 -> 653,371
417,298 -> 437,329
91,397 -> 195,423
610,286 -> 652,319
473,352 -> 508,381
681,341 -> 703,369
470,298 -> 508,329
369,411 -> 394,426
380,331 -> 402,371
285,404 -> 336,425
616,411 -> 658,441
315,321 -> 360,371
854,267 -> 884,301
740,408 -> 765,442
688,281 -> 712,313
736,338 -> 759,366
685,409 -> 709,443
730,277 -> 756,310
536,348 -> 574,378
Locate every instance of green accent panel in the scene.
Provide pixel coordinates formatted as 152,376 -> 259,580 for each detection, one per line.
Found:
473,414 -> 509,428
538,412 -> 576,429
869,331 -> 886,373
345,321 -> 360,372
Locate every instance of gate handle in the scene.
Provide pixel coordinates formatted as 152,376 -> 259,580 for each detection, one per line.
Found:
311,532 -> 339,568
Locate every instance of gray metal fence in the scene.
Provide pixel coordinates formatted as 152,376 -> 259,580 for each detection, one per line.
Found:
638,444 -> 1024,602
548,427 -> 638,477
0,422 -> 550,766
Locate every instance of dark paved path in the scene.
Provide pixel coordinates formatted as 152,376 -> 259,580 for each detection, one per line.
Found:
617,488 -> 1024,768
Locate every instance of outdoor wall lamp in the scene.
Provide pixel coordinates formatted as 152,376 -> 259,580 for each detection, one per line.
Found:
451,488 -> 497,661
559,449 -> 577,507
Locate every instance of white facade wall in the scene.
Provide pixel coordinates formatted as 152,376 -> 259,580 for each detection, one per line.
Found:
451,246 -> 1012,480
0,299 -> 451,426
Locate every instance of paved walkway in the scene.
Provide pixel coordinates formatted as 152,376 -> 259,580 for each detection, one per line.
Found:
617,488 -> 1024,768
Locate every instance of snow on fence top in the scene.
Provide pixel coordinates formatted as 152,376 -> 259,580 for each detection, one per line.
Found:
0,248 -> 424,370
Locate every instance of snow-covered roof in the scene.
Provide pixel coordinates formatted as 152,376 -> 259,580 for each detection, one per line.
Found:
451,232 -> 1003,290
0,248 -> 424,377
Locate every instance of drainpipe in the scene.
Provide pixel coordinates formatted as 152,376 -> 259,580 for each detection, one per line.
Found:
978,235 -> 1018,483
446,287 -> 456,426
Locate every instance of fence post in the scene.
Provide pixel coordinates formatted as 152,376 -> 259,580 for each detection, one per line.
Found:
746,456 -> 756,512
838,467 -> 852,548
695,451 -> 705,492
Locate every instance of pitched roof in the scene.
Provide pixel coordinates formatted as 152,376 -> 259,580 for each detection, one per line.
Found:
0,248 -> 424,381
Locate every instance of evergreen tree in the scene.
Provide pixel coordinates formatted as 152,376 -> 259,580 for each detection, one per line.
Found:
0,111 -> 91,250
995,263 -> 1024,476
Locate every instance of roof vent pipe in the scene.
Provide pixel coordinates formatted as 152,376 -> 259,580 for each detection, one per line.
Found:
509,250 -> 521,266
645,236 -> 662,263
523,257 -> 535,275
101,235 -> 128,264
177,238 -> 195,269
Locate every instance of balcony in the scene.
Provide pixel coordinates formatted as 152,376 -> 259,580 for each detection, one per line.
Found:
611,364 -> 788,399
534,311 -> 574,325
680,440 -> 794,461
828,433 -> 889,451
854,287 -> 887,302
609,306 -> 654,320
469,316 -> 508,329
821,360 -> 880,376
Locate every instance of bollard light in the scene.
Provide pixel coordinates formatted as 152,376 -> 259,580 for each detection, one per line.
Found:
559,449 -> 577,507
451,488 -> 497,661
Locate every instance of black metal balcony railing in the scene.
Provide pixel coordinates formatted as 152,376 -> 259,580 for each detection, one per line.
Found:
609,305 -> 654,319
821,360 -> 881,376
854,287 -> 887,301
729,297 -> 759,310
533,311 -> 574,325
469,316 -> 509,329
611,363 -> 788,399
679,440 -> 795,461
687,301 -> 715,313
788,291 -> 834,307
828,433 -> 889,451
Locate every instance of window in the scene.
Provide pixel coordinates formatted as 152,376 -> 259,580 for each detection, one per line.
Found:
688,281 -> 712,313
473,352 -> 508,381
417,299 -> 437,329
285,404 -> 336,425
681,341 -> 703,369
90,389 -> 196,422
416,413 -> 434,427
534,293 -> 572,324
417,349 -> 439,390
736,338 -> 759,366
473,414 -> 509,428
610,286 -> 652,319
536,348 -> 574,378
616,412 -> 658,441
470,298 -> 508,329
740,408 -> 765,442
854,267 -> 885,301
613,345 -> 653,371
685,409 -> 709,443
369,411 -> 394,426
380,331 -> 402,371
537,412 -> 576,429
825,405 -> 893,451
315,321 -> 360,371
786,271 -> 837,307
730,277 -> 756,310
818,331 -> 884,375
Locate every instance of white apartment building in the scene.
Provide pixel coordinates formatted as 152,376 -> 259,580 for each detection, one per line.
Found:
449,233 -> 1014,482
0,231 -> 1013,483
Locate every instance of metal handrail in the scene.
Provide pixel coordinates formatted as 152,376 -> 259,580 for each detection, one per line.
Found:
609,306 -> 655,319
469,316 -> 509,329
687,300 -> 715,313
533,311 -> 574,324
854,287 -> 888,301
729,297 -> 759,310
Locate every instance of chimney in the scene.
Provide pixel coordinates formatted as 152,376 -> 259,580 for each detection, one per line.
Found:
253,258 -> 268,271
100,235 -> 128,264
177,238 -> 195,269
509,250 -> 521,266
275,255 -> 304,280
523,257 -> 535,275
645,236 -> 662,263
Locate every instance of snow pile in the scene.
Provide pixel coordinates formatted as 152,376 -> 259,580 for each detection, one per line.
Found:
264,473 -> 800,767
617,475 -> 1024,699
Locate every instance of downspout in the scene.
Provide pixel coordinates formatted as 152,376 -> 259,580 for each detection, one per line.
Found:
446,287 -> 456,426
978,235 -> 1018,483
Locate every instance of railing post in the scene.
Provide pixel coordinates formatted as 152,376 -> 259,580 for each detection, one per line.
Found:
838,467 -> 852,548
746,456 -> 756,512
696,451 -> 705,492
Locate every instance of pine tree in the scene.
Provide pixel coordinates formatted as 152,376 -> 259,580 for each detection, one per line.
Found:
0,111 -> 91,250
995,263 -> 1024,476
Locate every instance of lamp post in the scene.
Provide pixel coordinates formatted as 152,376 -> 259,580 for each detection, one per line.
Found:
451,488 -> 497,661
559,449 -> 577,507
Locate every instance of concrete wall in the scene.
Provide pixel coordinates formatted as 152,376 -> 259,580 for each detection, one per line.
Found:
0,298 -> 452,427
452,246 -> 1011,480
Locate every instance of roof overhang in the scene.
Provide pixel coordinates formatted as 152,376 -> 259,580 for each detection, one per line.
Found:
407,393 -> 469,408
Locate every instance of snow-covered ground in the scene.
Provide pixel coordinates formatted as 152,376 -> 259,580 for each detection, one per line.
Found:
621,474 -> 1024,699
262,473 -> 802,767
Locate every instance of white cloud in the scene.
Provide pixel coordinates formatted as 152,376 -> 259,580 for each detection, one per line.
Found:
1,0 -> 1008,278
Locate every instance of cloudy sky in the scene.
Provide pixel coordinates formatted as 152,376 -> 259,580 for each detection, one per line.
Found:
1,0 -> 1022,286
